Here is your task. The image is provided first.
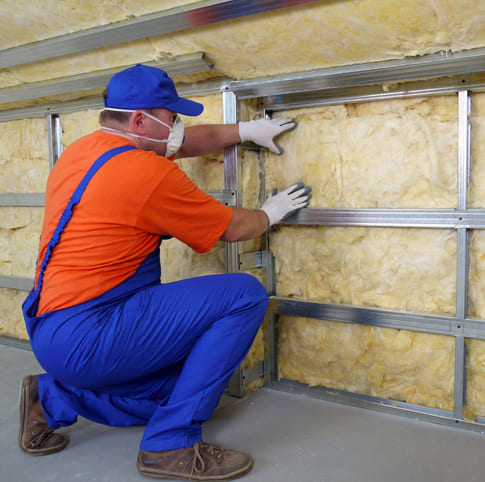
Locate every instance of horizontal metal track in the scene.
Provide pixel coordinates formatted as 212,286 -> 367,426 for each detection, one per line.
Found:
0,78 -> 232,121
231,47 -> 485,99
0,54 -> 212,105
241,361 -> 265,385
0,96 -> 104,121
269,296 -> 461,336
270,296 -> 485,339
281,209 -> 485,229
238,251 -> 267,270
270,380 -> 485,434
0,275 -> 33,291
0,193 -> 45,206
207,190 -> 236,205
0,0 -> 319,69
460,318 -> 485,340
4,50 -> 485,119
264,72 -> 485,111
0,191 -> 231,207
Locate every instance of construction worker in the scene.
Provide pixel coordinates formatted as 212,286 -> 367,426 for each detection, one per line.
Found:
19,64 -> 311,481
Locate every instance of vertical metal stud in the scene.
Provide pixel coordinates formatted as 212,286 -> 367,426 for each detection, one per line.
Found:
263,249 -> 279,386
222,90 -> 241,273
454,90 -> 471,418
47,112 -> 63,170
223,90 -> 245,397
457,90 -> 471,210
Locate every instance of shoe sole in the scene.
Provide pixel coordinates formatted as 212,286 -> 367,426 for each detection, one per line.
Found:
137,458 -> 253,481
18,375 -> 68,456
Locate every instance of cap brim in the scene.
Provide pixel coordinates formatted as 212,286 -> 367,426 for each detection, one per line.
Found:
165,97 -> 204,116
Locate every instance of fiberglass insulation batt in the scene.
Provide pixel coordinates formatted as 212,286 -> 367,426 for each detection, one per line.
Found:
266,94 -> 485,419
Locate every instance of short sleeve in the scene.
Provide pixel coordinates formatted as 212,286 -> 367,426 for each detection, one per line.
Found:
135,163 -> 233,253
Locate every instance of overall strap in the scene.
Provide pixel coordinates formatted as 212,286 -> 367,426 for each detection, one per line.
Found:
36,145 -> 136,291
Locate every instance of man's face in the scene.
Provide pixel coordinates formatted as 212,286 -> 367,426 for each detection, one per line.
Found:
140,108 -> 177,157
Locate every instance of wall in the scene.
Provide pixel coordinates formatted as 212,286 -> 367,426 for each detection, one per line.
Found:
2,0 -> 485,410
267,93 -> 485,420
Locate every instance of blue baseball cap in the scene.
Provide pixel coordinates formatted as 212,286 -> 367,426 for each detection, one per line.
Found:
104,64 -> 204,116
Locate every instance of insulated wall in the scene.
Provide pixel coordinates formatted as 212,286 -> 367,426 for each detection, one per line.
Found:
0,117 -> 48,339
265,93 -> 485,421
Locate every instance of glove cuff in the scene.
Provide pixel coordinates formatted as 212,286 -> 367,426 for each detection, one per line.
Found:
238,121 -> 251,143
260,206 -> 277,227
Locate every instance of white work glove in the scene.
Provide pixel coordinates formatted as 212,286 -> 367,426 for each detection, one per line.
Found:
261,183 -> 312,226
238,118 -> 297,154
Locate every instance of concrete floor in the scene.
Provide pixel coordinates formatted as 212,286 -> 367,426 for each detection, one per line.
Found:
3,342 -> 485,482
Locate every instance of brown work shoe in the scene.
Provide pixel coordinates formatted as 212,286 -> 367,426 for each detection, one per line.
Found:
137,441 -> 253,480
18,375 -> 69,456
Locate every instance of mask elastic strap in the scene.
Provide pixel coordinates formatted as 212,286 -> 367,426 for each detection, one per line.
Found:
101,107 -> 174,143
101,126 -> 168,144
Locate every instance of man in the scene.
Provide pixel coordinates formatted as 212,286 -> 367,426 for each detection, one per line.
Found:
19,64 -> 311,481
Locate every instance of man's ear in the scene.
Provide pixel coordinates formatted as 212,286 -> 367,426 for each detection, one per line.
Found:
130,110 -> 146,134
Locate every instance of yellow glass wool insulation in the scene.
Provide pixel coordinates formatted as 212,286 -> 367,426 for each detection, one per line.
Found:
465,338 -> 485,420
3,1 -> 485,91
469,231 -> 485,319
467,231 -> 485,420
0,118 -> 49,192
0,117 -> 48,339
265,97 -> 458,208
161,241 -> 226,284
278,316 -> 455,411
469,92 -> 485,320
469,92 -> 485,207
0,0 -> 195,49
267,94 -> 461,408
271,226 -> 456,315
59,109 -> 102,147
0,288 -> 28,338
0,207 -> 43,279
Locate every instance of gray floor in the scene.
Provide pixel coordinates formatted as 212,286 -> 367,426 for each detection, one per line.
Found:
3,343 -> 485,482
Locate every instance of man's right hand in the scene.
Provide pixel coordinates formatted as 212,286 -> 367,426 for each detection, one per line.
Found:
260,183 -> 312,226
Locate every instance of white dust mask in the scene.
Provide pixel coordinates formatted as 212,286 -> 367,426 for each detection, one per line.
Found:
102,108 -> 185,157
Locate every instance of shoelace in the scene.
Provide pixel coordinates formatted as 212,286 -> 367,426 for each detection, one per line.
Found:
28,423 -> 54,448
191,443 -> 226,475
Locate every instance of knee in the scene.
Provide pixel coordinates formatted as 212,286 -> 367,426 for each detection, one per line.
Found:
230,273 -> 269,314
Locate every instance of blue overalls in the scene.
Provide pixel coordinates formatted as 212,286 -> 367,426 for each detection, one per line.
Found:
22,145 -> 268,451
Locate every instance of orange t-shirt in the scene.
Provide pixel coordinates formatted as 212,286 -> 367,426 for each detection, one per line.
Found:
36,131 -> 233,315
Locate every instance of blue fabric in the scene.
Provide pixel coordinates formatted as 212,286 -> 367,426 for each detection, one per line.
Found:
22,144 -> 268,452
33,270 -> 267,450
